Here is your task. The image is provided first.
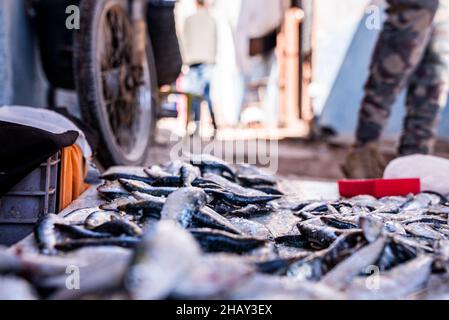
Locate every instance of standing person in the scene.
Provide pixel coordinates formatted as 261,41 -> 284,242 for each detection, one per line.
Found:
182,0 -> 218,136
343,0 -> 449,179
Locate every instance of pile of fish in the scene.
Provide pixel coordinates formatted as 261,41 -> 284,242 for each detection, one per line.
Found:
2,154 -> 449,299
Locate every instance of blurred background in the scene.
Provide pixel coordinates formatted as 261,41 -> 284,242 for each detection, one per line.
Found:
2,0 -> 449,181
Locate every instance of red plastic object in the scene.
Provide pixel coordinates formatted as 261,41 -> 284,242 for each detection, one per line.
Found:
338,178 -> 421,198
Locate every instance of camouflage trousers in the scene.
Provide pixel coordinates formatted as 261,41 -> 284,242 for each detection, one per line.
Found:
356,0 -> 449,155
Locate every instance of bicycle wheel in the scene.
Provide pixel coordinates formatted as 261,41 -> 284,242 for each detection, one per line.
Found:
74,0 -> 158,167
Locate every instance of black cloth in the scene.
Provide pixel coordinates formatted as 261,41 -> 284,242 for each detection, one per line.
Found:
249,28 -> 279,57
0,121 -> 79,197
48,106 -> 99,153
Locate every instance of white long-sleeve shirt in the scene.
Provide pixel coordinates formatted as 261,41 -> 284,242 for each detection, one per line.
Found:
183,8 -> 218,66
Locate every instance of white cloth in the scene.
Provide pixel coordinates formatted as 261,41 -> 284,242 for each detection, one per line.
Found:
0,106 -> 92,158
384,155 -> 449,195
233,0 -> 289,74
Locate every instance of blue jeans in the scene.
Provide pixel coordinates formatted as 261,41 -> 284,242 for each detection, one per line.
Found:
184,64 -> 215,126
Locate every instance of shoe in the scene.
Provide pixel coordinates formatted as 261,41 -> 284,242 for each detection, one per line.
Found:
341,142 -> 387,179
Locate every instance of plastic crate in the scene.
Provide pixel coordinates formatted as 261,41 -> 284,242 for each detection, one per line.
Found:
0,153 -> 60,246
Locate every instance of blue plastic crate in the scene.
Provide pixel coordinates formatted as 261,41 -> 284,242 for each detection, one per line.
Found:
0,153 -> 60,246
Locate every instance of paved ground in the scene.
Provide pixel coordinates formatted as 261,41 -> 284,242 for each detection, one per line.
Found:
148,123 -> 449,181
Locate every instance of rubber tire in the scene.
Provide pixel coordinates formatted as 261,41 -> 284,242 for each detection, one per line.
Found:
74,0 -> 158,167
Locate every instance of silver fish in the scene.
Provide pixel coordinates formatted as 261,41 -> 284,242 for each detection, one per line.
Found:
189,154 -> 236,178
345,255 -> 433,299
322,237 -> 386,290
226,274 -> 345,300
229,217 -> 272,239
405,223 -> 445,240
34,214 -> 66,255
180,163 -> 201,187
172,254 -> 254,299
160,188 -> 208,228
84,211 -> 124,230
0,277 -> 36,300
125,221 -> 200,300
97,181 -> 130,200
119,179 -> 177,197
193,206 -> 242,234
48,249 -> 132,300
118,196 -> 165,218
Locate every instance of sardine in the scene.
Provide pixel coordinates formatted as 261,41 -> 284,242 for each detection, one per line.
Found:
117,197 -> 165,218
180,163 -> 201,187
203,172 -> 264,196
144,165 -> 173,179
125,221 -> 200,300
34,214 -> 66,255
250,186 -> 284,196
48,250 -> 131,300
99,197 -> 138,212
227,204 -> 273,218
405,223 -> 445,240
295,202 -> 329,213
229,217 -> 272,239
151,176 -> 221,189
237,175 -> 277,187
0,247 -> 22,274
349,195 -> 380,208
345,255 -> 433,299
54,224 -> 113,239
63,207 -> 104,225
97,181 -> 130,200
189,154 -> 236,178
421,191 -> 448,204
401,193 -> 440,211
119,179 -> 177,197
160,188 -> 208,228
209,200 -> 240,215
294,211 -> 317,221
205,189 -> 281,206
359,216 -> 384,243
93,220 -> 143,237
192,207 -> 242,234
403,217 -> 448,225
287,232 -> 365,280
171,254 -> 254,299
322,237 -> 386,290
254,254 -> 309,275
274,234 -> 310,249
320,216 -> 358,230
84,211 -> 124,230
384,221 -> 407,235
226,274 -> 345,300
101,173 -> 155,185
0,277 -> 36,300
189,228 -> 267,254
235,164 -> 275,183
235,163 -> 266,175
150,176 -> 182,187
55,237 -> 140,252
297,222 -> 343,249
